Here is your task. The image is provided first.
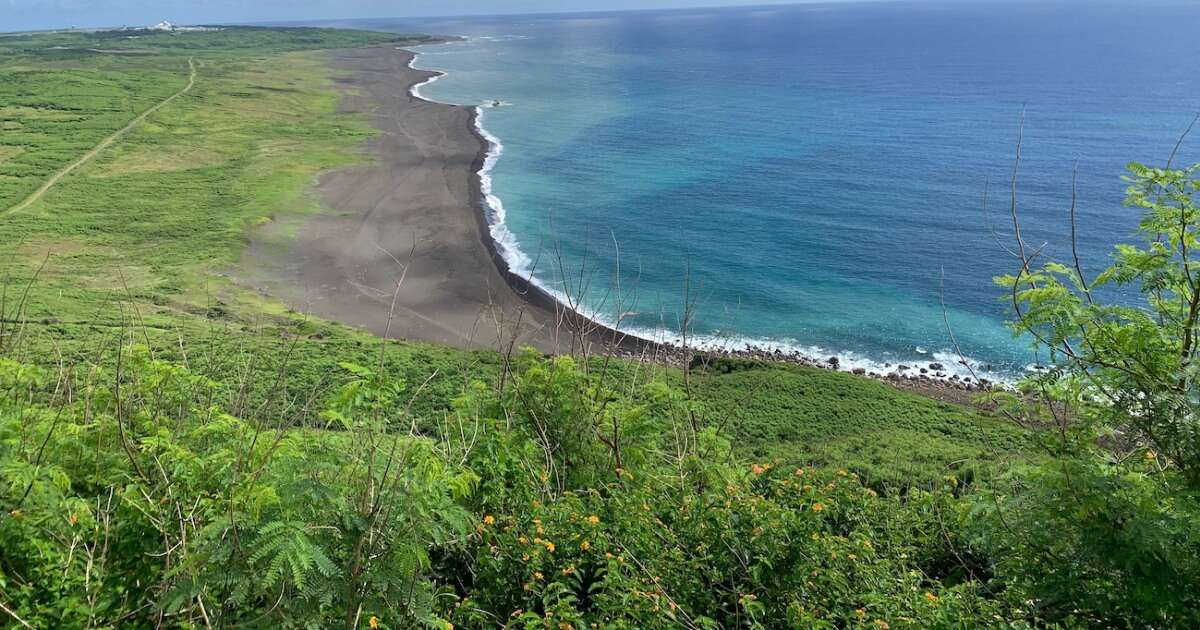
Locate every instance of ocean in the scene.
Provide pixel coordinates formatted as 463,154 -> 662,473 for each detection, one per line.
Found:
338,2 -> 1199,379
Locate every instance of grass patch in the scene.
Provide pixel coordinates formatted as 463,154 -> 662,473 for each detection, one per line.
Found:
0,146 -> 26,165
688,361 -> 1026,485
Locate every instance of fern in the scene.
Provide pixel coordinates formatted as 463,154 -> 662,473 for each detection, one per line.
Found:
250,521 -> 339,593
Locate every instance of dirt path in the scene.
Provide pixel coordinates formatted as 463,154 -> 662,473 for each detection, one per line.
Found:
6,57 -> 197,214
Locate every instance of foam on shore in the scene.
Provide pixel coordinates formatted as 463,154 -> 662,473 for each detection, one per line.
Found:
407,61 -> 445,103
405,47 -> 1019,387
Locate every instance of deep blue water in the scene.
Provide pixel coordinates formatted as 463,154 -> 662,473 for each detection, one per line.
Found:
339,2 -> 1198,378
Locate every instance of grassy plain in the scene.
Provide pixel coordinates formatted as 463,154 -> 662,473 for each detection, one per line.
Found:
0,26 -> 1026,489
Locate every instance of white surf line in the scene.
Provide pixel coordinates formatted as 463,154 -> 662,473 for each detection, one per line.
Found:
403,48 -> 1013,385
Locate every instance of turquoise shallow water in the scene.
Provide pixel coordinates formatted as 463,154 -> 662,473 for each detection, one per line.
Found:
345,3 -> 1199,379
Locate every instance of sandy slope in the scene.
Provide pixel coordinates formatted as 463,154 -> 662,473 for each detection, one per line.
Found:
241,46 -> 573,352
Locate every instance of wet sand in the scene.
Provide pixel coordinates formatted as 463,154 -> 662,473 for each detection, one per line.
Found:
242,45 -> 571,352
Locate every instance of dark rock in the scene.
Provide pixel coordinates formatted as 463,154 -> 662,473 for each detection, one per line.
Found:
852,367 -> 866,375
929,362 -> 944,371
827,356 -> 840,368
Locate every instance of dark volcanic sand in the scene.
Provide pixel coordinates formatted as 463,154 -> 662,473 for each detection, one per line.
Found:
241,46 -> 570,352
238,45 -> 992,406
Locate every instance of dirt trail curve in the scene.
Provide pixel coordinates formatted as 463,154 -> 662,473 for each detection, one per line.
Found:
6,57 -> 197,214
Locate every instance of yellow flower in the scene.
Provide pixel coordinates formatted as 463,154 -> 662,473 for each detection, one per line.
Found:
369,616 -> 380,629
562,565 -> 576,576
794,468 -> 805,476
925,592 -> 939,603
518,536 -> 528,544
873,621 -> 890,629
580,540 -> 591,551
1146,451 -> 1157,460
855,608 -> 866,618
751,464 -> 766,476
534,571 -> 544,580
866,488 -> 878,497
811,503 -> 825,512
483,515 -> 495,525
544,541 -> 556,553
68,512 -> 79,526
586,515 -> 600,525
847,553 -> 858,561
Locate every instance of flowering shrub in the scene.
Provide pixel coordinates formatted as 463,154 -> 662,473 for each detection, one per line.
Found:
442,393 -> 1018,628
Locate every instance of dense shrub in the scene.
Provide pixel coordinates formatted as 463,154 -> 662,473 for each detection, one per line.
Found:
976,160 -> 1200,627
1,345 -> 1024,628
0,350 -> 472,628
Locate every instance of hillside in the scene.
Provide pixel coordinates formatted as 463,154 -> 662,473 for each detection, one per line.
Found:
2,26 -> 1196,629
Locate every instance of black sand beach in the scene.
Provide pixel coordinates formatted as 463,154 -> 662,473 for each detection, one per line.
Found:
241,44 -> 991,404
242,46 -> 580,352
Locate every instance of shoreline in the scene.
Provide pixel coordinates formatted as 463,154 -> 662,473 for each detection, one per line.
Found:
240,43 -> 999,405
401,48 -> 664,358
403,44 -> 1004,400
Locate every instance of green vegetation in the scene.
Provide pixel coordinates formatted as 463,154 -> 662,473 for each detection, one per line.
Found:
981,159 -> 1200,624
1,25 -> 1197,629
685,361 -> 1023,486
2,348 -> 1019,627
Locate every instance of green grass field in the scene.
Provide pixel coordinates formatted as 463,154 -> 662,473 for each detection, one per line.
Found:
0,26 -> 1027,491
